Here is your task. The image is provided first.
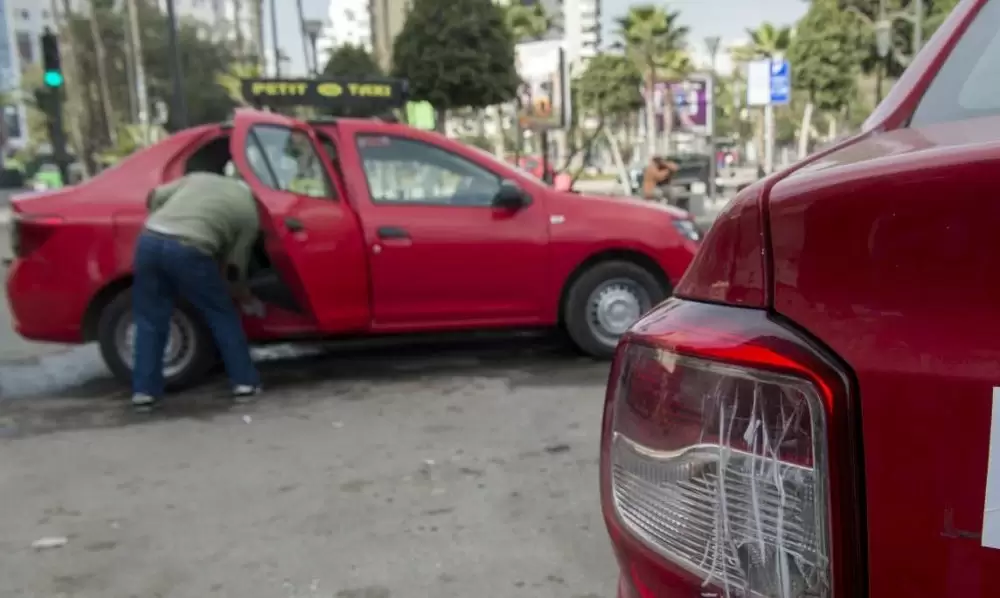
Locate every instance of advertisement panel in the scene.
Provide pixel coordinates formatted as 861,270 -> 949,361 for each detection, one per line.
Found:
515,40 -> 571,131
648,76 -> 712,135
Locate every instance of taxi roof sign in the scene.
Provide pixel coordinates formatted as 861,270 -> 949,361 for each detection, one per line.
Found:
242,77 -> 409,108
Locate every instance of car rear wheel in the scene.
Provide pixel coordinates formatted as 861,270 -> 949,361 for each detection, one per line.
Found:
563,261 -> 668,358
97,290 -> 217,391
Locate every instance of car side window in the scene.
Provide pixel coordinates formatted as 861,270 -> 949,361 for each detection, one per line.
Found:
909,0 -> 1000,127
355,135 -> 500,206
244,125 -> 335,199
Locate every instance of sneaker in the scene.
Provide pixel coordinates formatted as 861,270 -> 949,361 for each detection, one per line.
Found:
232,385 -> 262,404
131,393 -> 160,412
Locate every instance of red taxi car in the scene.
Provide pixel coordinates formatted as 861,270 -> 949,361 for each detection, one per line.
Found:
5,111 -> 699,387
600,0 -> 1000,597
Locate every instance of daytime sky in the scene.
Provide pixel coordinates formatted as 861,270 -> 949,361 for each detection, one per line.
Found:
275,0 -> 808,75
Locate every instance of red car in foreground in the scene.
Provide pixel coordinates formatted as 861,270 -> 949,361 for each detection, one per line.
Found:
5,111 -> 699,387
601,0 -> 1000,596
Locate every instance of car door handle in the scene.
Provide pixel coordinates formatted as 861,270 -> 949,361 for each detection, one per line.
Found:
377,226 -> 410,240
285,217 -> 305,232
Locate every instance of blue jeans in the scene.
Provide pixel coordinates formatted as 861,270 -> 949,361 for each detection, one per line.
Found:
132,231 -> 260,397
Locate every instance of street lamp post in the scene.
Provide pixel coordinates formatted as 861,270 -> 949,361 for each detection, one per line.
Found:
705,36 -> 720,201
850,0 -> 924,104
164,0 -> 187,129
303,19 -> 324,76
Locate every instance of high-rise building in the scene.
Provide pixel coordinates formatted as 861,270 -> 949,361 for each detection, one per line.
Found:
316,0 -> 373,65
3,0 -> 58,149
562,0 -> 601,64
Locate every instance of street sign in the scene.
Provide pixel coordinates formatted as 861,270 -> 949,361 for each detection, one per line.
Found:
746,58 -> 791,106
770,59 -> 790,105
241,78 -> 408,109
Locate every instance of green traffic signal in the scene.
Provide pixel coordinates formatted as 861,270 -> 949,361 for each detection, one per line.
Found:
43,70 -> 64,88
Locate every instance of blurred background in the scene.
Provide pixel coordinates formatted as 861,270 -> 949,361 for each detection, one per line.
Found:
0,0 -> 953,197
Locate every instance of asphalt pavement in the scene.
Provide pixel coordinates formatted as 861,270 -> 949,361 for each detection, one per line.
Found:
0,335 -> 618,598
0,214 -> 619,597
0,186 -> 729,597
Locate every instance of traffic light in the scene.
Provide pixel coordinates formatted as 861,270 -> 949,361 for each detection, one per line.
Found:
41,29 -> 63,88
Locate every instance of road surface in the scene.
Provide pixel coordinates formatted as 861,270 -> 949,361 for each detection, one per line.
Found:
0,214 -> 620,597
0,185 -> 732,596
0,333 -> 619,598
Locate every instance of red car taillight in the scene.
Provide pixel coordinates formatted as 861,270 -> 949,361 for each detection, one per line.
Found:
600,299 -> 862,598
11,213 -> 64,257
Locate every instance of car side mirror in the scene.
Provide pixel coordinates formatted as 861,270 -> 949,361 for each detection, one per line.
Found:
492,180 -> 527,210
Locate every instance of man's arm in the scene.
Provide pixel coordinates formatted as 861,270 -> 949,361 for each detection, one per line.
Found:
224,217 -> 259,305
146,178 -> 185,212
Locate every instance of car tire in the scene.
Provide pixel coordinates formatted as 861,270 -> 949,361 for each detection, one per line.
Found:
563,261 -> 668,358
97,290 -> 217,391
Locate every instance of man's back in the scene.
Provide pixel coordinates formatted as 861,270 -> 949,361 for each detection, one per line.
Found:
146,172 -> 259,268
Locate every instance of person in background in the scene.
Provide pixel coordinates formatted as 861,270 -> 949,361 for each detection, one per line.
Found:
131,172 -> 264,411
641,156 -> 677,201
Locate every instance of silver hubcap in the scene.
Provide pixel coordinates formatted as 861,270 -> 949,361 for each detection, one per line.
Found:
115,310 -> 198,378
587,279 -> 649,347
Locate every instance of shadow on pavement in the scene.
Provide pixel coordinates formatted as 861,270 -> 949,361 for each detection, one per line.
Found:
0,332 -> 610,438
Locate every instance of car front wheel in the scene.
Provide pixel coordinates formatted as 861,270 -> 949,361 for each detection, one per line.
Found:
97,291 -> 217,390
563,261 -> 668,358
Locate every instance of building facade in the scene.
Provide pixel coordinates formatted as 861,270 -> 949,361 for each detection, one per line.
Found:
510,0 -> 601,66
316,0 -> 373,66
3,0 -> 57,149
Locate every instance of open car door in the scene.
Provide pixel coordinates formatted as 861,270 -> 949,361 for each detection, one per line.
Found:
229,109 -> 370,333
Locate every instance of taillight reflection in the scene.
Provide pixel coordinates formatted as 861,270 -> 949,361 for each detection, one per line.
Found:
608,344 -> 831,597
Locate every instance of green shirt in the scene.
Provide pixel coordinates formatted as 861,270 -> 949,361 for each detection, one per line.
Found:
146,173 -> 260,284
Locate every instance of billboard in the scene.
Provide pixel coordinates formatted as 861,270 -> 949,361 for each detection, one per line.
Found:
515,40 -> 571,131
647,76 -> 713,135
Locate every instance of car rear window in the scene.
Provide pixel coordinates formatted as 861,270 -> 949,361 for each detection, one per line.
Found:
909,0 -> 1000,127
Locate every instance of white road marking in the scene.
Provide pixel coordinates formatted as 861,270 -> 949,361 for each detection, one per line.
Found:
983,387 -> 1000,548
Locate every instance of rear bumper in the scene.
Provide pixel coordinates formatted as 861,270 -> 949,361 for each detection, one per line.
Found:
6,258 -> 88,343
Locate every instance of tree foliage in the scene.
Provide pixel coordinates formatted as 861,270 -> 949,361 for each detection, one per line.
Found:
504,3 -> 553,42
731,22 -> 794,62
615,6 -> 689,76
318,44 -> 384,118
323,44 -> 383,78
50,0 -> 241,164
834,0 -> 957,77
790,0 -> 866,112
392,0 -> 518,112
574,54 -> 643,119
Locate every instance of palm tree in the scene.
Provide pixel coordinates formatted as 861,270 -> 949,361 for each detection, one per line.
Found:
731,22 -> 793,62
230,0 -> 245,58
88,0 -> 116,145
616,5 -> 690,157
54,0 -> 89,174
248,0 -> 265,69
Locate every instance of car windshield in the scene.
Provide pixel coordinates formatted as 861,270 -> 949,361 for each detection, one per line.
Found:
467,145 -> 548,185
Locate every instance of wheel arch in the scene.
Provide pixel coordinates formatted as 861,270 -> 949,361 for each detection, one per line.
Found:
557,249 -> 672,326
81,275 -> 133,342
